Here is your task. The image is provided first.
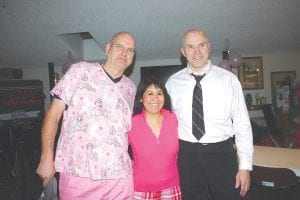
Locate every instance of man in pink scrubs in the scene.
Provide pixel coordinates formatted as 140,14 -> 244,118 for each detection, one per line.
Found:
36,32 -> 137,200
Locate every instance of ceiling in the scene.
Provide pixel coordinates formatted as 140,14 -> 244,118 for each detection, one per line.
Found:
1,0 -> 300,67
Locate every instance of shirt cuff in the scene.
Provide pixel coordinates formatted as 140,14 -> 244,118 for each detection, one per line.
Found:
238,157 -> 253,171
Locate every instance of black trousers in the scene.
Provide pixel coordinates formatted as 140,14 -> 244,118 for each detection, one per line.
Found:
178,139 -> 241,200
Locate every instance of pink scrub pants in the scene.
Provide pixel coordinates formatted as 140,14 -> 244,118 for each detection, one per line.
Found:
59,173 -> 133,200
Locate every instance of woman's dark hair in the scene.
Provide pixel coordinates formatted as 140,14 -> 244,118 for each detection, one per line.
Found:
133,78 -> 172,115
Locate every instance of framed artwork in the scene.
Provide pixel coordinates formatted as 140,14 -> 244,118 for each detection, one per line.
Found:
238,57 -> 264,89
271,71 -> 296,112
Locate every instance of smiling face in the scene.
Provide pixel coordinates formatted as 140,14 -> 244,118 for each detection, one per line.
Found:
140,84 -> 165,116
104,32 -> 136,76
181,29 -> 211,73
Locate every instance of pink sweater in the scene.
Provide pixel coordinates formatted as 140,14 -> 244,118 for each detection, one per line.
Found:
128,109 -> 180,191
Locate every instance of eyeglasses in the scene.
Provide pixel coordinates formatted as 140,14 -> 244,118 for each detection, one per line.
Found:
111,43 -> 136,55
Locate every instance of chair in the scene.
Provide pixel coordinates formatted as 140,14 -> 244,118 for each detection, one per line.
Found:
258,104 -> 283,147
261,104 -> 280,135
245,165 -> 300,200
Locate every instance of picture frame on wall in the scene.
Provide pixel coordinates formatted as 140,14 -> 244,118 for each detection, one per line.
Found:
271,71 -> 296,112
238,57 -> 264,90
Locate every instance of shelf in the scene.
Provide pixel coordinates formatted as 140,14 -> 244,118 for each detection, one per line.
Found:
247,104 -> 271,111
247,105 -> 262,111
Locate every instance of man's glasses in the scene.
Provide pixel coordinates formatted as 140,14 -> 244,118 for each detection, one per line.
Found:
111,43 -> 136,55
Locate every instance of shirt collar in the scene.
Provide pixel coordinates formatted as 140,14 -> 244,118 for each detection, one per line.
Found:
187,60 -> 212,76
102,65 -> 123,83
141,108 -> 168,118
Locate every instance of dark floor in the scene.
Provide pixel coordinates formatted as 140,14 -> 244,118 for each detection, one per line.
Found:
0,150 -> 42,200
1,150 -> 300,200
1,177 -> 300,200
0,176 -> 43,200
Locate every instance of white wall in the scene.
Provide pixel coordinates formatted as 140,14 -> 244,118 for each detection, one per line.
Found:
83,39 -> 106,61
128,52 -> 300,118
242,52 -> 300,105
129,52 -> 300,104
4,51 -> 300,113
241,52 -> 300,117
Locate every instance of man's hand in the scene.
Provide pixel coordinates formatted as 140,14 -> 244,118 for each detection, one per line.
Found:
36,158 -> 56,187
235,169 -> 251,197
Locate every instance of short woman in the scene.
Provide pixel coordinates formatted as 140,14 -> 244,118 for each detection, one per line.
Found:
129,79 -> 181,200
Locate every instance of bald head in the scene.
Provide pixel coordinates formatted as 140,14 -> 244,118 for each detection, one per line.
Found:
110,31 -> 136,44
181,29 -> 209,47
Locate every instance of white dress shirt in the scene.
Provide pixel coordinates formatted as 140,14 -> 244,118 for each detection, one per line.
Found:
166,60 -> 253,170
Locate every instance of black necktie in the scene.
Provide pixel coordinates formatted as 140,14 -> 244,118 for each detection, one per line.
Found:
192,74 -> 205,140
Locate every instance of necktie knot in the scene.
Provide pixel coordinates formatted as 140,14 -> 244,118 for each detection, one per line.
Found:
192,74 -> 205,83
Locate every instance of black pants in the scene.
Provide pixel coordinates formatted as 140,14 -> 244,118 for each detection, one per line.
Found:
178,139 -> 241,200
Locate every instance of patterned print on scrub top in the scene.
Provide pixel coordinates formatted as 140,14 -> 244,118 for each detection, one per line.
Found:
51,61 -> 136,180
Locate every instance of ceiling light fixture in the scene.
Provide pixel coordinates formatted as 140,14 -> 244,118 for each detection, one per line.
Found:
219,38 -> 242,71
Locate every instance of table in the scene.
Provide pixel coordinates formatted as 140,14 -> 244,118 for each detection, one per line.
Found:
253,145 -> 300,177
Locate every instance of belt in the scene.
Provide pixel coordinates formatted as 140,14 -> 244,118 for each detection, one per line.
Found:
179,138 -> 232,146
